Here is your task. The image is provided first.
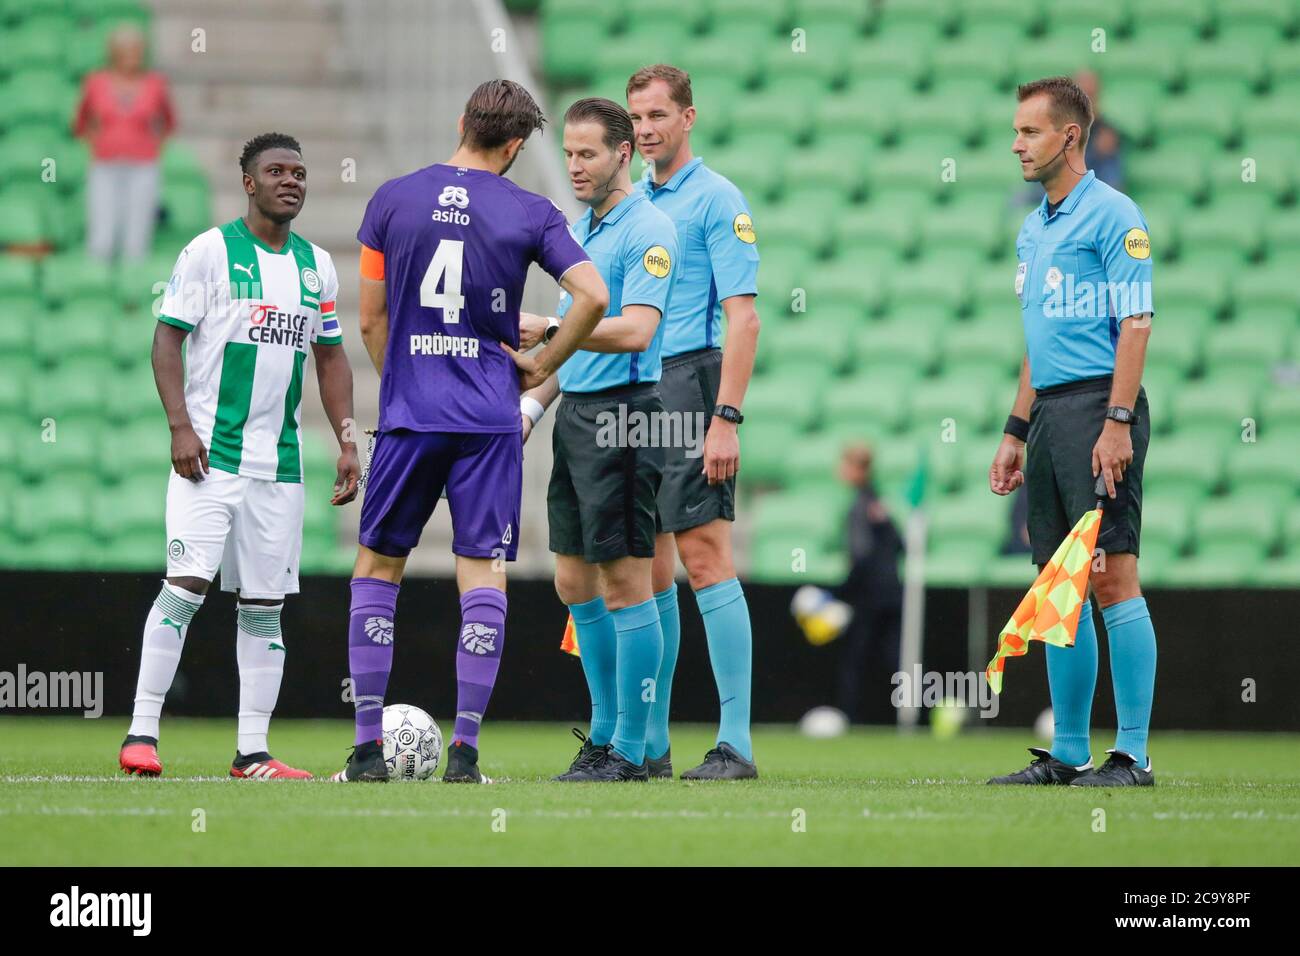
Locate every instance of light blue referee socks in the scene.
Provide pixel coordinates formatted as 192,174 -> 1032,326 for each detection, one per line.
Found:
609,597 -> 663,766
1046,598 -> 1098,768
695,577 -> 753,761
1102,596 -> 1157,766
569,596 -> 617,747
645,583 -> 680,761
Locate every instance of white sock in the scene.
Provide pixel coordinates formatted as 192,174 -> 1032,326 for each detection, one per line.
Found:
236,603 -> 286,756
129,582 -> 205,739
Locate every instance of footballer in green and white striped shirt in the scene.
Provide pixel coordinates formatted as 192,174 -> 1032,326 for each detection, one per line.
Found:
119,133 -> 360,781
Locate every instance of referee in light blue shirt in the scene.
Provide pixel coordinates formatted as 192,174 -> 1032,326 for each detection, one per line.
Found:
626,65 -> 762,781
988,77 -> 1158,789
518,98 -> 680,782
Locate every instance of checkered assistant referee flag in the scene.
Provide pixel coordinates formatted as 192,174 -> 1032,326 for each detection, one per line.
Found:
985,476 -> 1109,694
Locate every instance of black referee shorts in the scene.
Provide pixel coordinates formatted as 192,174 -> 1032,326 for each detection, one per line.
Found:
655,347 -> 736,533
1026,375 -> 1150,566
547,382 -> 665,564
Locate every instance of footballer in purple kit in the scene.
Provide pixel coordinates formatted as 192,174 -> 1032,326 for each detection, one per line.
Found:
331,80 -> 609,784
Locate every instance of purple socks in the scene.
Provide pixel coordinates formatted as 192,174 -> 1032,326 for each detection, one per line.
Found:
453,587 -> 507,749
348,577 -> 400,746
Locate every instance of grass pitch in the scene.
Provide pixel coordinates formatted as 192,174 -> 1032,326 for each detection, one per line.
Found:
2,717 -> 1297,866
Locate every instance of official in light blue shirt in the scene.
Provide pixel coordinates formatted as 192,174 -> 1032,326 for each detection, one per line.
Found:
556,190 -> 678,394
1016,168 -> 1155,390
639,157 -> 759,356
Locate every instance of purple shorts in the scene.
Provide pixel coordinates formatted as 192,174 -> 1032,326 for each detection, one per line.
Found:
359,428 -> 521,560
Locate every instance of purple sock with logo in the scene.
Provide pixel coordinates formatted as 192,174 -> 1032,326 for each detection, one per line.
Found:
348,577 -> 400,746
453,587 -> 507,749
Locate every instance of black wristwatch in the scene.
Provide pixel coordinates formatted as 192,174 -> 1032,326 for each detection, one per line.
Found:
713,404 -> 744,425
542,317 -> 561,344
1106,405 -> 1136,425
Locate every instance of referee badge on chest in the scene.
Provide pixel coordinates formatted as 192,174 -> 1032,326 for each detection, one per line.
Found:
1014,261 -> 1026,296
1044,265 -> 1064,292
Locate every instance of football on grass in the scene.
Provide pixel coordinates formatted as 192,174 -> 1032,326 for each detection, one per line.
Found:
382,704 -> 443,781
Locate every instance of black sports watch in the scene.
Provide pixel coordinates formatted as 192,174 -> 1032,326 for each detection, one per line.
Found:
713,404 -> 744,425
1106,405 -> 1136,425
542,316 -> 561,343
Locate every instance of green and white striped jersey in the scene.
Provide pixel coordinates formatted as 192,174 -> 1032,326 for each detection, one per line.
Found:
158,218 -> 343,483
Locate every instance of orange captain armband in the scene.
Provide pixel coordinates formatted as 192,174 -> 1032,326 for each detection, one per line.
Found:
359,244 -> 385,280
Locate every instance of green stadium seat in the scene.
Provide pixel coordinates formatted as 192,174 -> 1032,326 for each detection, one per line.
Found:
761,318 -> 853,375
784,434 -> 858,493
1177,209 -> 1262,271
743,420 -> 803,485
954,0 -> 1041,38
0,18 -> 68,73
0,190 -> 50,246
853,320 -> 939,378
1182,45 -> 1266,107
159,180 -> 209,239
926,491 -> 1009,565
40,252 -> 113,305
624,0 -> 707,32
896,260 -> 970,315
1191,495 -> 1278,568
1259,387 -> 1300,431
1137,433 -> 1220,504
905,375 -> 993,436
541,16 -> 611,84
730,92 -> 813,148
90,475 -> 167,543
1202,322 -> 1291,378
706,147 -> 783,202
871,0 -> 952,48
844,42 -> 929,97
105,364 -> 164,424
0,253 -> 38,297
1009,40 -> 1095,91
759,40 -> 847,94
760,200 -> 831,257
1093,45 -> 1179,117
676,35 -> 764,91
1151,96 -> 1238,155
101,418 -> 170,483
805,259 -> 886,315
1226,436 -> 1300,502
749,533 -> 845,584
1156,266 -> 1227,321
1126,150 -> 1207,209
822,374 -> 909,435
745,372 -> 822,430
893,94 -> 982,154
1263,210 -> 1300,265
1143,321 -> 1201,377
1128,0 -> 1211,51
0,69 -> 77,130
939,318 -> 1022,379
753,487 -> 845,552
833,204 -> 915,263
35,298 -> 112,364
114,253 -> 173,307
0,357 -> 28,415
1138,497 -> 1191,568
16,417 -> 99,482
920,206 -> 1004,268
1171,382 -> 1258,441
68,0 -> 149,23
710,0 -> 787,35
29,356 -> 109,421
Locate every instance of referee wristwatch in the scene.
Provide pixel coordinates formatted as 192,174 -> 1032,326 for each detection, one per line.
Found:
542,316 -> 561,344
714,404 -> 744,425
1106,405 -> 1137,425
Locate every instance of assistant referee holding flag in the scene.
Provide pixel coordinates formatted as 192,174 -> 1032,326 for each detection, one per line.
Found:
988,77 -> 1158,788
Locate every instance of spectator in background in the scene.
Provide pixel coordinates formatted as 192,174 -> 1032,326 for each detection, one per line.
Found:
1075,70 -> 1124,190
834,444 -> 904,724
73,24 -> 175,261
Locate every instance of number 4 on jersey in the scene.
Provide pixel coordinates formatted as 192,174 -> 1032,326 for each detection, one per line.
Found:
419,239 -> 465,324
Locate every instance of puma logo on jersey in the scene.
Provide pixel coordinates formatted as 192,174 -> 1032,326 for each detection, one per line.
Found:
233,262 -> 256,279
460,622 -> 497,655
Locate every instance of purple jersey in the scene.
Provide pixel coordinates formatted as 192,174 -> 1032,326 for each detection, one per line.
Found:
358,164 -> 589,433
